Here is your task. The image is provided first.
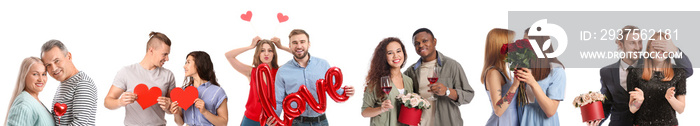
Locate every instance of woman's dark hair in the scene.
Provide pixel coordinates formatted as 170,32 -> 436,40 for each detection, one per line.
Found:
529,36 -> 565,81
366,37 -> 407,99
184,51 -> 220,87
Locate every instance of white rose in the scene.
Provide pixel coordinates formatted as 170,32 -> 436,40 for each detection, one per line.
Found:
410,98 -> 419,107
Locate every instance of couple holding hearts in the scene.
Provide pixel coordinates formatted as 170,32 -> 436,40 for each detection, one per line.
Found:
104,32 -> 229,125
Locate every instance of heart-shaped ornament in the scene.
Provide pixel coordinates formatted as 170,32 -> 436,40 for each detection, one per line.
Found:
241,11 -> 253,22
277,13 -> 289,23
53,102 -> 67,116
170,86 -> 198,110
133,84 -> 162,110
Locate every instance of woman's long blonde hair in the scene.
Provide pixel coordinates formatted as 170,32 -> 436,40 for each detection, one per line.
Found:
5,57 -> 44,124
481,28 -> 515,84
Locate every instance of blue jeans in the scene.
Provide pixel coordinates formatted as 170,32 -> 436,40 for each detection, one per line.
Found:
241,115 -> 264,126
292,117 -> 328,126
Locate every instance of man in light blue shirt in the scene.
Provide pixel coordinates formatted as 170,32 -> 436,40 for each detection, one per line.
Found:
274,29 -> 356,126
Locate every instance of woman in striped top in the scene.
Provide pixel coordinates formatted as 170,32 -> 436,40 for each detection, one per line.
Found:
5,57 -> 55,126
170,51 -> 229,126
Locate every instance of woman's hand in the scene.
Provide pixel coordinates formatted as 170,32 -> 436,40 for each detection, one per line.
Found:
170,101 -> 181,115
665,87 -> 676,100
194,98 -> 206,114
515,68 -> 537,85
271,37 -> 282,47
380,99 -> 393,112
251,36 -> 261,47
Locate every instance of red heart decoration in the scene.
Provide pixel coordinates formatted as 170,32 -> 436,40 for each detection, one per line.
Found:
241,11 -> 252,22
53,102 -> 67,116
277,13 -> 289,23
170,86 -> 198,111
133,84 -> 162,110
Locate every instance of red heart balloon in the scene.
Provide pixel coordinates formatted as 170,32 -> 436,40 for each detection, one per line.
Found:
241,11 -> 253,22
171,86 -> 198,110
277,13 -> 289,23
256,64 -> 348,126
53,102 -> 67,116
133,84 -> 162,110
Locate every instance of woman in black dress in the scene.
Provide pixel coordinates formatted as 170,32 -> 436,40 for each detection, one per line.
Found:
628,32 -> 686,126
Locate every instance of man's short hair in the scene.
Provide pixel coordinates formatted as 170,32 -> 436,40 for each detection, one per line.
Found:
412,28 -> 436,40
288,29 -> 310,40
146,31 -> 172,51
41,39 -> 69,57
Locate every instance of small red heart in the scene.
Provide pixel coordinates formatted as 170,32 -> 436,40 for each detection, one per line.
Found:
53,102 -> 67,116
241,11 -> 252,22
133,84 -> 162,110
277,13 -> 289,23
170,86 -> 198,110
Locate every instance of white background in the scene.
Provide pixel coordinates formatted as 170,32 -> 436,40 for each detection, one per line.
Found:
0,0 -> 697,125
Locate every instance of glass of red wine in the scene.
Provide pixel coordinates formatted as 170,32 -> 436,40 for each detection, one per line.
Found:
427,67 -> 439,101
381,76 -> 392,96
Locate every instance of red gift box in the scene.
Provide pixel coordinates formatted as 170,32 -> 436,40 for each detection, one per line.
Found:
398,106 -> 422,125
580,101 -> 605,122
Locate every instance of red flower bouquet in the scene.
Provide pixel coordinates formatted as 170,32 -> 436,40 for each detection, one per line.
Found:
396,93 -> 431,125
573,91 -> 606,122
500,39 -> 537,106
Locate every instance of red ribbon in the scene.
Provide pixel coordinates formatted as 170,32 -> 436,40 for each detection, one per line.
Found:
255,64 -> 348,126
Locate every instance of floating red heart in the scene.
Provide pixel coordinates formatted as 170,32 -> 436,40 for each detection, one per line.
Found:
256,64 -> 347,126
53,102 -> 67,116
133,84 -> 162,110
171,86 -> 198,110
277,13 -> 289,23
241,11 -> 253,22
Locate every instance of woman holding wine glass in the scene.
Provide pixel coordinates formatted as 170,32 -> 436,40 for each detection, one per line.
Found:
361,37 -> 414,126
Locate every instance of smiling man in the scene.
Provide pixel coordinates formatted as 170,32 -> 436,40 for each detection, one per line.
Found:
273,29 -> 356,126
404,28 -> 475,126
41,39 -> 97,125
104,31 -> 176,126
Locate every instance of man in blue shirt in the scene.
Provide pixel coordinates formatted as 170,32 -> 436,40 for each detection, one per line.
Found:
274,29 -> 356,126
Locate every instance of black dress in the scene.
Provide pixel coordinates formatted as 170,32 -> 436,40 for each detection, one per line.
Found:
627,66 -> 687,126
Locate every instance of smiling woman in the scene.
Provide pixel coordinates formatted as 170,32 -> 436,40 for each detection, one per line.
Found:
5,57 -> 55,126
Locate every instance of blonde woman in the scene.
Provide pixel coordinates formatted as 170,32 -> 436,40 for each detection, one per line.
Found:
5,57 -> 54,126
481,28 -> 519,126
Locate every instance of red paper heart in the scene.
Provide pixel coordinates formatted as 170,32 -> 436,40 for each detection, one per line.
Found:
53,102 -> 67,116
241,11 -> 252,22
277,13 -> 289,23
133,84 -> 162,110
171,86 -> 198,111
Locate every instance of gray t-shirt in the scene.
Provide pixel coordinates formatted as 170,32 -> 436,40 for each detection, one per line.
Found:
113,63 -> 176,126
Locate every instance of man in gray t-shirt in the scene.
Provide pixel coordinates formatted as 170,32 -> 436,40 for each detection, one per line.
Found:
104,32 -> 176,125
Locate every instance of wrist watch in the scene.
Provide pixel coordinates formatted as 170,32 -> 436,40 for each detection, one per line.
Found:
444,88 -> 451,96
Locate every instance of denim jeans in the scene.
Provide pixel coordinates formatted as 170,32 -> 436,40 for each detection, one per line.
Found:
241,115 -> 263,126
292,117 -> 328,126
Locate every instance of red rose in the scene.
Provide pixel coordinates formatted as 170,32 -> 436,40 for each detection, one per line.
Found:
517,39 -> 532,49
500,44 -> 508,54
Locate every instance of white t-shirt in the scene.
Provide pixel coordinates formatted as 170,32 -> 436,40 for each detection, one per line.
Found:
418,60 -> 437,126
112,63 -> 176,126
